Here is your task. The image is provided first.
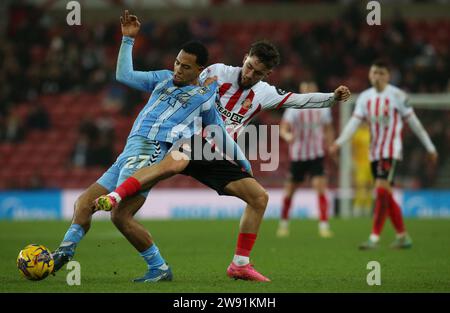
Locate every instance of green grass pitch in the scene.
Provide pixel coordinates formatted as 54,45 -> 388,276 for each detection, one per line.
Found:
1,218 -> 449,292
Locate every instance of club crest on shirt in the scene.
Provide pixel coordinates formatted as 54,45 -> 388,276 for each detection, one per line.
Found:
242,98 -> 253,110
198,87 -> 208,95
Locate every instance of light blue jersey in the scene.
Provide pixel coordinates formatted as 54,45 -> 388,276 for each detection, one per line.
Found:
117,37 -> 221,144
129,77 -> 220,143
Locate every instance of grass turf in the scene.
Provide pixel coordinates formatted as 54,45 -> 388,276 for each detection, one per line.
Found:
1,218 -> 449,293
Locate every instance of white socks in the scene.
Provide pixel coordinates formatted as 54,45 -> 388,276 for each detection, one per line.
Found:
319,221 -> 329,231
279,220 -> 289,229
109,191 -> 122,203
369,234 -> 380,243
233,255 -> 249,266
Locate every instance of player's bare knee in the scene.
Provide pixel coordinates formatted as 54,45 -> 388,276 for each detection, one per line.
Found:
74,194 -> 93,215
251,189 -> 269,213
167,152 -> 189,173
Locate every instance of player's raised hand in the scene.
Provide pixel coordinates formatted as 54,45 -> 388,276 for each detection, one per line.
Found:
334,85 -> 351,102
120,10 -> 141,38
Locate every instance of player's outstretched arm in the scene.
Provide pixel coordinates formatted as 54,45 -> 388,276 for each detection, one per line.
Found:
201,91 -> 253,175
215,123 -> 253,176
204,107 -> 253,175
271,85 -> 351,110
324,123 -> 336,148
116,10 -> 171,92
330,115 -> 362,154
405,112 -> 438,164
279,121 -> 293,143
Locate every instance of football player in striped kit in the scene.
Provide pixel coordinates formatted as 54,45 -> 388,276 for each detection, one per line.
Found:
277,81 -> 335,239
330,59 -> 438,250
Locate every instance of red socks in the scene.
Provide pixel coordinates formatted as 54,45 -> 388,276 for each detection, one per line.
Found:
115,177 -> 142,200
281,196 -> 292,220
387,192 -> 406,234
372,187 -> 390,235
318,193 -> 328,222
372,187 -> 406,235
282,194 -> 328,221
235,233 -> 257,256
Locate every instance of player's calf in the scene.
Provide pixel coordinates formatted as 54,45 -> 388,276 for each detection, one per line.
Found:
52,223 -> 85,273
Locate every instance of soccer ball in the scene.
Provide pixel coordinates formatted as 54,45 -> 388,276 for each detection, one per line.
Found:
17,244 -> 54,281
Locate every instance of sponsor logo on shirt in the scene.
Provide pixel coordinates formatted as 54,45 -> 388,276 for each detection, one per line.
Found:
276,87 -> 288,96
217,103 -> 244,124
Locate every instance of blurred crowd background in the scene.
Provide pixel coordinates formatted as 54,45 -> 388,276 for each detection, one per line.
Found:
0,0 -> 449,192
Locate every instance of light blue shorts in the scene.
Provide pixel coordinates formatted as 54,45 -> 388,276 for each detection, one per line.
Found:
97,136 -> 171,197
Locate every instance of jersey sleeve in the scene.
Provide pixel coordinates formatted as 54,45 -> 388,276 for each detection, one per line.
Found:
335,116 -> 362,146
406,112 -> 436,153
116,36 -> 172,92
395,89 -> 414,118
260,84 -> 335,110
199,63 -> 224,85
352,94 -> 367,119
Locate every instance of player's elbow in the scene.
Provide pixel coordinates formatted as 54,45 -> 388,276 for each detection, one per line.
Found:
116,70 -> 127,84
116,65 -> 132,84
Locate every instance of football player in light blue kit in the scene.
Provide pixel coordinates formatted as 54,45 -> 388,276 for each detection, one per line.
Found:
51,10 -> 251,282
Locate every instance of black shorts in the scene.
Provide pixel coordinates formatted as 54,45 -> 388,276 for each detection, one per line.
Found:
179,135 -> 252,195
371,159 -> 398,184
289,157 -> 325,183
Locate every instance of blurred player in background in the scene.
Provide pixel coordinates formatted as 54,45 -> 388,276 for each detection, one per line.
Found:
330,59 -> 438,250
351,124 -> 373,217
51,11 -> 251,283
276,81 -> 335,239
95,21 -> 351,281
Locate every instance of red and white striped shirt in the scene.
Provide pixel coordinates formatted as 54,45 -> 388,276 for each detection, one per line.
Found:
353,84 -> 413,161
200,63 -> 336,139
282,108 -> 332,161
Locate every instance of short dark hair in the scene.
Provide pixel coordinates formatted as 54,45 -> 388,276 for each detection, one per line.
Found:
248,40 -> 281,69
372,58 -> 390,70
180,41 -> 209,67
